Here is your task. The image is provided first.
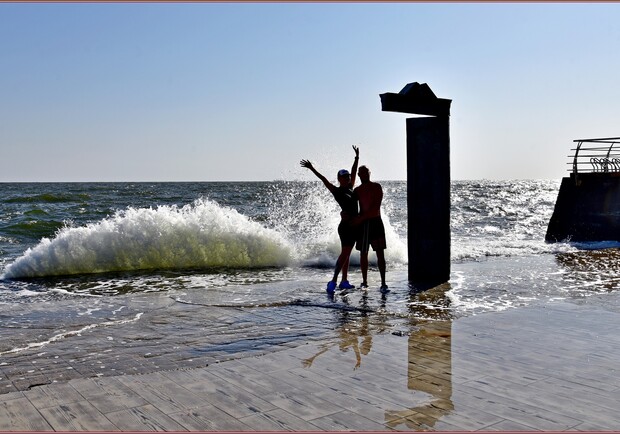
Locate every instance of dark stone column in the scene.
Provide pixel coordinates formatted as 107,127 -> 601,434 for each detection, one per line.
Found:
407,116 -> 451,284
380,82 -> 452,287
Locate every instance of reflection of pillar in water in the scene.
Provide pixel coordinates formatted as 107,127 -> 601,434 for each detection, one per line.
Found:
385,320 -> 453,429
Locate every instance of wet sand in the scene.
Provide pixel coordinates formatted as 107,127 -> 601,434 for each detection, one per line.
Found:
2,298 -> 620,431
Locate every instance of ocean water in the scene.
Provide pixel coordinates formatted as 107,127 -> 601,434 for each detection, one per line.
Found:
2,180 -> 620,391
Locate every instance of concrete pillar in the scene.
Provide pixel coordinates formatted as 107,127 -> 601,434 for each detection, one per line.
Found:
407,117 -> 451,284
380,82 -> 452,287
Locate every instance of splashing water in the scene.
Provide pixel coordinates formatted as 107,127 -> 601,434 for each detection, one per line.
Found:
262,181 -> 408,268
0,182 -> 408,280
1,198 -> 293,279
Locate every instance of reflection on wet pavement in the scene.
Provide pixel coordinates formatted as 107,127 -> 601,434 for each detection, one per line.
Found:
386,319 -> 453,429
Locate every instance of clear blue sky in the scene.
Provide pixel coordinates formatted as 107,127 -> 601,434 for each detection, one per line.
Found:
2,2 -> 620,182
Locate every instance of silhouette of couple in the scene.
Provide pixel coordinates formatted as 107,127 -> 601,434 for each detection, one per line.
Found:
301,146 -> 388,294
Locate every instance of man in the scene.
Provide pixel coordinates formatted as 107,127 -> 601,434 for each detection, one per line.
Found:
354,165 -> 388,293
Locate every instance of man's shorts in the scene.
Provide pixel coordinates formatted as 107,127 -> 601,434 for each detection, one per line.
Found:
356,217 -> 387,252
338,221 -> 358,248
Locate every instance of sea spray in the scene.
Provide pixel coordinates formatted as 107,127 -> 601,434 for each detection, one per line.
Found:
1,198 -> 292,279
264,181 -> 408,267
264,181 -> 343,267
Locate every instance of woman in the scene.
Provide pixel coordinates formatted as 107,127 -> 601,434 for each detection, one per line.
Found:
300,145 -> 360,293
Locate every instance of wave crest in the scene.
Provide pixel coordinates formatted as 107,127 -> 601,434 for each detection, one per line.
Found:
2,198 -> 292,279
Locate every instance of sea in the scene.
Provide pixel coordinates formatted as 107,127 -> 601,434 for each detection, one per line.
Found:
2,180 -> 620,391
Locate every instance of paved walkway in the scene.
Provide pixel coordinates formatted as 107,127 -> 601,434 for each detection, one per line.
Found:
2,301 -> 620,431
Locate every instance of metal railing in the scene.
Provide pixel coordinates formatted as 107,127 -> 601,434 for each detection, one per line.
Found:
570,137 -> 620,177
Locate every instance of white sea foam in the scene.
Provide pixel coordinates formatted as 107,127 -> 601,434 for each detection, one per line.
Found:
1,187 -> 408,279
450,233 -> 578,261
1,198 -> 293,279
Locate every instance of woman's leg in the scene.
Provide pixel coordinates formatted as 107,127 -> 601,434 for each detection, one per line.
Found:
332,245 -> 353,282
342,254 -> 350,282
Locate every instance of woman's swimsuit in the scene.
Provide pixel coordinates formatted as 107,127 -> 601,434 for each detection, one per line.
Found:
332,186 -> 359,247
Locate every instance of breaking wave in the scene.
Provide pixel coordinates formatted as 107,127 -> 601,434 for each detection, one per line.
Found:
1,198 -> 293,279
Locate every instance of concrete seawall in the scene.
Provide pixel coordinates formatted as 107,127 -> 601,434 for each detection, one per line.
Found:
546,173 -> 620,242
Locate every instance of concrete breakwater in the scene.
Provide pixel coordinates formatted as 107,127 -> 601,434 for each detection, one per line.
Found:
546,172 -> 620,242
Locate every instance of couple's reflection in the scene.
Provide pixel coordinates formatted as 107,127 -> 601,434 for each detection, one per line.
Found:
303,283 -> 456,429
301,318 -> 371,370
303,292 -> 382,370
386,283 -> 454,429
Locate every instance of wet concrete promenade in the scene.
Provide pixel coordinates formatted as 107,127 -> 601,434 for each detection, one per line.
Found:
2,301 -> 620,431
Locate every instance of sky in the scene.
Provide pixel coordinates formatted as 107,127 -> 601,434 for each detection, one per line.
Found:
2,2 -> 620,182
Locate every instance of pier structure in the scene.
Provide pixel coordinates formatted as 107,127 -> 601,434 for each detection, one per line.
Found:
546,137 -> 620,242
380,82 -> 452,286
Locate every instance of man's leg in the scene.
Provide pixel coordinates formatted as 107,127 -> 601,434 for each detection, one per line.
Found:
357,221 -> 370,287
376,249 -> 387,287
360,250 -> 369,287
